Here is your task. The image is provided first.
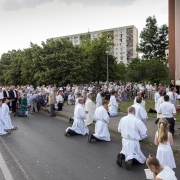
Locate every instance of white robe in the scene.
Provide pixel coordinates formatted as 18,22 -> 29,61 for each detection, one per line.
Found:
93,106 -> 110,141
108,96 -> 118,116
1,103 -> 13,130
0,107 -> 6,135
118,114 -> 147,163
84,98 -> 96,126
66,104 -> 89,135
133,97 -> 146,109
132,103 -> 148,122
156,96 -> 165,118
96,93 -> 102,108
154,92 -> 161,110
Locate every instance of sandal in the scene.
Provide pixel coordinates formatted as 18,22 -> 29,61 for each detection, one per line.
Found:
12,126 -> 18,130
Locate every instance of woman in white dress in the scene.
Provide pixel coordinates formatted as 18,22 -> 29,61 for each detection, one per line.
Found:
154,118 -> 176,169
1,97 -> 18,131
146,154 -> 177,180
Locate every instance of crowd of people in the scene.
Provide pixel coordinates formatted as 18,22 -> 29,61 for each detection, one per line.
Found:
0,80 -> 179,179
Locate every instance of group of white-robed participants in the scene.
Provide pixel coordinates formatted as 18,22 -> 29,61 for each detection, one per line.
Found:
64,93 -> 147,170
64,94 -> 111,142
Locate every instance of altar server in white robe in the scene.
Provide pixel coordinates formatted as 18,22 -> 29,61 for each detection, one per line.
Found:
0,99 -> 11,135
84,93 -> 96,126
65,98 -> 89,136
154,88 -> 161,111
96,89 -> 102,108
1,98 -> 18,131
88,101 -> 110,143
132,96 -> 148,122
117,106 -> 147,170
108,91 -> 118,116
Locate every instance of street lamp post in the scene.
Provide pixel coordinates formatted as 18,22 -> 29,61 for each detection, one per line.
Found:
106,50 -> 111,85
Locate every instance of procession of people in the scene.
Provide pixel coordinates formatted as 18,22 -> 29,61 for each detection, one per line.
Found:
0,80 -> 179,179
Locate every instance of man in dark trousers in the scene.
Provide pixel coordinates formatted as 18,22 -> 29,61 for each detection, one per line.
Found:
9,86 -> 18,113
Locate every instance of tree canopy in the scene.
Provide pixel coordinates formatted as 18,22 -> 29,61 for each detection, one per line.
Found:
137,16 -> 168,60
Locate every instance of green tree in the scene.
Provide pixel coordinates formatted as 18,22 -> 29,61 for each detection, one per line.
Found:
137,16 -> 168,60
81,33 -> 117,83
115,62 -> 127,80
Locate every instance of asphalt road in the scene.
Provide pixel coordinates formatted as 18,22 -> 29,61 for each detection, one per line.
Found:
0,112 -> 180,180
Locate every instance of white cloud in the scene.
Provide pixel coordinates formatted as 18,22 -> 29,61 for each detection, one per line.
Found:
3,0 -> 137,11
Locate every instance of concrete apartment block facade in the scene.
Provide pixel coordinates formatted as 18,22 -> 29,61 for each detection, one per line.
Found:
47,25 -> 138,64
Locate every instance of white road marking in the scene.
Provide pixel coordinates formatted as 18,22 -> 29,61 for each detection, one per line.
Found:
0,152 -> 14,180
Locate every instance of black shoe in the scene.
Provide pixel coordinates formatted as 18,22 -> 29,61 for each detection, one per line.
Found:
14,113 -> 17,117
126,159 -> 133,170
64,130 -> 70,136
116,153 -> 124,167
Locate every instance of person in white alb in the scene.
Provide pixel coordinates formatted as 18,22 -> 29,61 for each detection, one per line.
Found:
84,93 -> 96,126
158,95 -> 176,135
132,97 -> 148,122
154,88 -> 161,111
96,89 -> 102,108
146,81 -> 152,99
117,106 -> 147,170
88,101 -> 110,143
108,91 -> 118,116
65,98 -> 89,136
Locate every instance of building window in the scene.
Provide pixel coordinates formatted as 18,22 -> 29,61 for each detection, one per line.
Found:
120,48 -> 124,51
119,29 -> 124,33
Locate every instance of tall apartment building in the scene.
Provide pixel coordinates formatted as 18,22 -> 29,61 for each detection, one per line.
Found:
47,25 -> 138,64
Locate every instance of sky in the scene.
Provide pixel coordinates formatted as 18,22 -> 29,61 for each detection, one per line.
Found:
0,0 -> 168,57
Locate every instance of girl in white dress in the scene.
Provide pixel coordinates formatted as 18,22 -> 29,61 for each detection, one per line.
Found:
1,97 -> 18,131
154,118 -> 176,169
146,154 -> 177,180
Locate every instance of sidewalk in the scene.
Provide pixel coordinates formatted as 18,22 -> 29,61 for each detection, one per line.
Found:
43,104 -> 180,151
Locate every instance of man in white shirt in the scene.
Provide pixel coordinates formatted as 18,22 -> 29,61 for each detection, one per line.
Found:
65,99 -> 89,136
132,97 -> 148,122
57,91 -> 64,111
67,93 -> 75,105
88,101 -> 110,143
117,106 -> 147,170
146,81 -> 152,99
158,95 -> 176,135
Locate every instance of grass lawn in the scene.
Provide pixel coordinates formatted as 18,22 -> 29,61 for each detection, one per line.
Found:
118,98 -> 180,122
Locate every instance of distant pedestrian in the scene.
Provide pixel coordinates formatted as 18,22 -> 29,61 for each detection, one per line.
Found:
49,87 -> 57,117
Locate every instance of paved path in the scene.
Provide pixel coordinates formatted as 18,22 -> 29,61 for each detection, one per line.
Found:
44,104 -> 180,151
2,113 -> 175,180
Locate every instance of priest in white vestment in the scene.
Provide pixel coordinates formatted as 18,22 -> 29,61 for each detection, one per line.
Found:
117,106 -> 147,170
88,101 -> 110,142
108,91 -> 118,116
132,97 -> 148,122
65,99 -> 89,136
0,99 -> 9,135
1,98 -> 18,131
96,89 -> 102,108
84,94 -> 96,126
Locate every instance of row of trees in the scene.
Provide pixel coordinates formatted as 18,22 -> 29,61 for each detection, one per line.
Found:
0,16 -> 169,86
